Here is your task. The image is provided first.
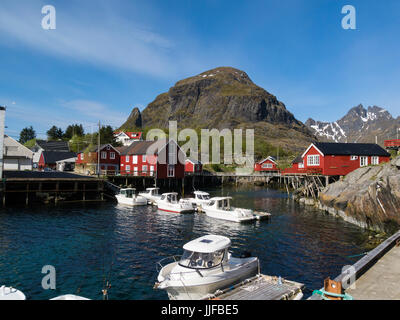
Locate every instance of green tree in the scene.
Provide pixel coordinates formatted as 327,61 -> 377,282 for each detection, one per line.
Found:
19,126 -> 36,144
64,124 -> 84,140
96,125 -> 119,145
47,126 -> 64,140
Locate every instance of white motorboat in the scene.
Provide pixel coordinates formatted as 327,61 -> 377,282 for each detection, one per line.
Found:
154,235 -> 259,300
116,188 -> 147,206
138,187 -> 161,204
0,286 -> 26,300
202,197 -> 257,223
156,192 -> 195,214
50,294 -> 90,300
188,191 -> 211,209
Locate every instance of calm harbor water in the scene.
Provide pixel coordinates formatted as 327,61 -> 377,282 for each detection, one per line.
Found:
0,185 -> 370,300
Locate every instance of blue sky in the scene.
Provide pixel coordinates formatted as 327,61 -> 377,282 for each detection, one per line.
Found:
0,0 -> 399,139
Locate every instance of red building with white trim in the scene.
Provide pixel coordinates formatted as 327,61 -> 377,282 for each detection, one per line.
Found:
281,155 -> 306,175
75,144 -> 121,175
288,142 -> 391,176
185,158 -> 203,174
254,156 -> 279,173
119,139 -> 185,179
114,131 -> 143,146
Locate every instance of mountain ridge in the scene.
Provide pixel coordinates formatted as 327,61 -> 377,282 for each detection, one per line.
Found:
119,66 -> 316,155
305,104 -> 399,145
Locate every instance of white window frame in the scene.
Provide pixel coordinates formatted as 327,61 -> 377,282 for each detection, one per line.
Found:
350,155 -> 358,161
132,155 -> 138,164
298,162 -> 304,169
168,145 -> 177,165
80,153 -> 84,160
142,165 -> 148,172
125,165 -> 131,172
101,151 -> 107,159
142,155 -> 147,162
262,163 -> 273,169
168,165 -> 175,177
134,166 -> 138,176
125,155 -> 130,162
307,155 -> 320,166
360,156 -> 368,167
371,156 -> 379,165
110,152 -> 115,160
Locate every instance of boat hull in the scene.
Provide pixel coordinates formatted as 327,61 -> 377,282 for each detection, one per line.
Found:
158,258 -> 259,300
116,195 -> 147,206
204,209 -> 256,223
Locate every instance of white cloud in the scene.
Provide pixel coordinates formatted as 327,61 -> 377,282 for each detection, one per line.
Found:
0,1 -> 197,78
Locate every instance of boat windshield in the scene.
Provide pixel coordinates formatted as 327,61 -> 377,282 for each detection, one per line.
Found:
167,194 -> 178,203
217,199 -> 230,210
179,249 -> 225,269
197,194 -> 210,200
121,189 -> 134,198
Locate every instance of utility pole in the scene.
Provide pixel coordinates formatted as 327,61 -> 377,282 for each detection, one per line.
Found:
98,120 -> 101,177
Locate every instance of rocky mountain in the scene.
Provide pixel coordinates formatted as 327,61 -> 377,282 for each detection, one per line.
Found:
305,104 -> 400,145
120,67 -> 316,154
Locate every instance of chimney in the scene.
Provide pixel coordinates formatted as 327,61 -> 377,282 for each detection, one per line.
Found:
0,106 -> 5,179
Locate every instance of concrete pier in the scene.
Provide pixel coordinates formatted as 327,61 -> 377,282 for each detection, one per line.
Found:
346,244 -> 400,300
309,230 -> 400,300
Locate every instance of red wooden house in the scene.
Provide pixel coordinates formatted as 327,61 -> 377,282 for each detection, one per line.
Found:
185,158 -> 203,174
254,156 -> 279,172
75,144 -> 121,175
299,142 -> 391,176
119,139 -> 185,179
38,151 -> 77,171
281,155 -> 306,175
384,139 -> 400,151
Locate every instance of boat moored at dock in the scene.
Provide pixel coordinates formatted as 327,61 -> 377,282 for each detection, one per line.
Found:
116,188 -> 147,206
156,192 -> 195,214
201,197 -> 258,223
154,235 -> 259,300
138,187 -> 161,205
188,191 -> 211,209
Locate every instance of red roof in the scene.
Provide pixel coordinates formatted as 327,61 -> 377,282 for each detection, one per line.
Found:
114,131 -> 142,140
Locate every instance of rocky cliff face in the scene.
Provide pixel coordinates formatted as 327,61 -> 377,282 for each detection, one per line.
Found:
119,67 -> 315,153
306,104 -> 400,145
319,157 -> 400,232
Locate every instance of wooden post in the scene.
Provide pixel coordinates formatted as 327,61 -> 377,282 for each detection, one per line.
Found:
2,181 -> 5,207
83,183 -> 86,201
55,182 -> 59,204
182,178 -> 185,197
26,183 -> 29,206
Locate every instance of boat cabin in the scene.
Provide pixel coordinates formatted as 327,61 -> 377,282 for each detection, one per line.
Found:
179,235 -> 231,269
193,191 -> 210,201
160,192 -> 179,204
119,188 -> 137,198
208,197 -> 233,211
143,187 -> 160,196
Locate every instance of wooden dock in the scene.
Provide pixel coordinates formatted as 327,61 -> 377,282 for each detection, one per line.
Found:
1,171 -> 107,205
203,274 -> 304,300
309,229 -> 400,300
